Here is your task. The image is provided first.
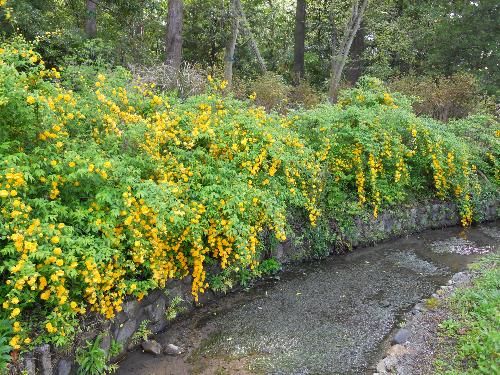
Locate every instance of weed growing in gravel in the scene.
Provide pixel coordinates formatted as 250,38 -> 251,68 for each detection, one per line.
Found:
435,254 -> 499,374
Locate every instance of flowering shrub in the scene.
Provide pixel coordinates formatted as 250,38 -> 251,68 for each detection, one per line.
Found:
0,37 -> 322,353
296,77 -> 498,226
0,37 -> 498,367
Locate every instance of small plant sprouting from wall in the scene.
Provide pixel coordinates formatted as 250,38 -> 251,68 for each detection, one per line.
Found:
75,334 -> 118,375
130,320 -> 152,346
166,296 -> 187,321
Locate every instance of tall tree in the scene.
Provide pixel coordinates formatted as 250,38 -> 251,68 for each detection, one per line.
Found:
235,0 -> 266,73
293,0 -> 306,85
329,0 -> 368,103
85,0 -> 98,39
345,21 -> 364,84
165,0 -> 184,70
224,0 -> 240,86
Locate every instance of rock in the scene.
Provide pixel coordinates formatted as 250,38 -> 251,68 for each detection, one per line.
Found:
57,359 -> 73,375
122,300 -> 139,318
376,356 -> 397,374
142,340 -> 163,356
145,299 -> 166,323
392,328 -> 411,345
413,303 -> 427,312
37,344 -> 53,375
387,344 -> 410,357
115,319 -> 137,347
450,272 -> 470,285
23,354 -> 36,375
100,333 -> 111,356
164,343 -> 183,355
376,360 -> 387,374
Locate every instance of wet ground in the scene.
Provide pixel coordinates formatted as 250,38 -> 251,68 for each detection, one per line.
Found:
116,222 -> 499,375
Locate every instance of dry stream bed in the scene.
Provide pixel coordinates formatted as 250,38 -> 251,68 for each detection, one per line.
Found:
116,222 -> 499,375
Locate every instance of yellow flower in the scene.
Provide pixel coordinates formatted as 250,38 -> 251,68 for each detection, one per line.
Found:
50,160 -> 58,167
103,161 -> 112,168
26,96 -> 36,105
51,236 -> 60,244
13,321 -> 21,332
45,322 -> 57,333
9,336 -> 20,350
10,307 -> 21,318
0,190 -> 8,198
40,290 -> 50,300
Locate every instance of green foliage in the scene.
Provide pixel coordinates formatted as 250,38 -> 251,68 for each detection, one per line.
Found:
289,81 -> 322,110
436,255 -> 500,375
421,0 -> 499,95
208,269 -> 235,294
425,297 -> 440,310
389,73 -> 487,122
131,320 -> 152,346
108,339 -> 122,359
438,318 -> 461,336
75,335 -> 113,375
301,76 -> 499,228
0,321 -> 12,372
166,296 -> 186,321
249,72 -> 291,112
256,258 -> 281,275
0,35 -> 498,369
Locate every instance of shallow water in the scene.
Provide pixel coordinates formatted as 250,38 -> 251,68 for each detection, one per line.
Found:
116,222 -> 499,375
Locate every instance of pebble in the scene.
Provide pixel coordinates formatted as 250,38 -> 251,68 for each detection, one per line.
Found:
165,343 -> 183,355
392,328 -> 411,344
142,340 -> 163,356
413,303 -> 427,312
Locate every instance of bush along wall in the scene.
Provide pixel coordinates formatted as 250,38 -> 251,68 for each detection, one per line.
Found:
0,37 -> 499,371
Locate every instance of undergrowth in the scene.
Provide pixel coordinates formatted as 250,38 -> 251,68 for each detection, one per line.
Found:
435,254 -> 500,375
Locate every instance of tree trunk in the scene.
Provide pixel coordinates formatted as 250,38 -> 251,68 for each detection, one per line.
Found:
224,0 -> 240,86
345,21 -> 365,84
85,0 -> 97,39
293,0 -> 306,85
328,0 -> 368,103
235,0 -> 267,73
165,0 -> 184,70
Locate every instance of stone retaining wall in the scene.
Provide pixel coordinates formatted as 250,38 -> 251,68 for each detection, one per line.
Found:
12,199 -> 499,375
275,199 -> 499,262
